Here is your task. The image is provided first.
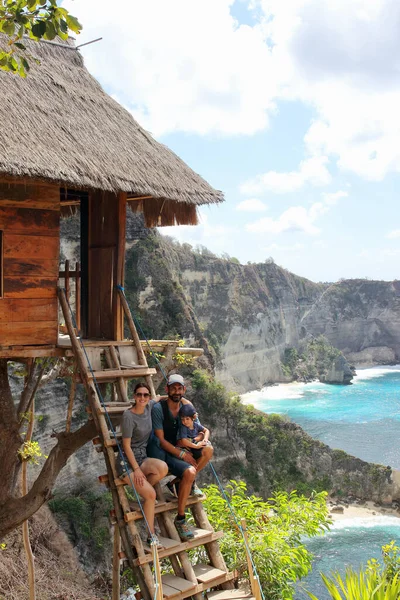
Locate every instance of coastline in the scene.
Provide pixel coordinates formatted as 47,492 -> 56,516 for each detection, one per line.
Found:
329,500 -> 400,522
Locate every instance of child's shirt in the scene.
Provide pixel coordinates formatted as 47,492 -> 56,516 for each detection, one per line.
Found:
177,419 -> 205,442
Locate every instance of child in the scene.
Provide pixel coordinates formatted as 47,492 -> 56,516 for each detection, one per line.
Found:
174,403 -> 211,498
176,404 -> 210,461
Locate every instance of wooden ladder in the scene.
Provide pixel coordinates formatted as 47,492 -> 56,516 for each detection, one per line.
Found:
58,287 -> 254,600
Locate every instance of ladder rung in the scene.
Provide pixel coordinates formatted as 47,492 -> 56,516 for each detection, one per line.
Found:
88,367 -> 156,381
98,474 -> 125,487
131,530 -> 224,566
125,494 -> 204,521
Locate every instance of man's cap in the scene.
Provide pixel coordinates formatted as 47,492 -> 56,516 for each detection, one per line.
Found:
167,374 -> 185,386
179,404 -> 197,418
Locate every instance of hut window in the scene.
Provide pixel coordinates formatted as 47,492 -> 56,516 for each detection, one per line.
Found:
0,231 -> 3,297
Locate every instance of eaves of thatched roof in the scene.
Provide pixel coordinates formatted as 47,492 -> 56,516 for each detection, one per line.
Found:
0,36 -> 224,211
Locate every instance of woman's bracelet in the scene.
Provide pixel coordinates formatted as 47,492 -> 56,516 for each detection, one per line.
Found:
179,449 -> 186,459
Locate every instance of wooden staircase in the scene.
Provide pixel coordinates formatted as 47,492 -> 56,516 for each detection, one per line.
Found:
58,287 -> 257,600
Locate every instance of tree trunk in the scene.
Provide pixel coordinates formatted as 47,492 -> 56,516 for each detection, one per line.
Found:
0,359 -> 23,504
0,419 -> 97,539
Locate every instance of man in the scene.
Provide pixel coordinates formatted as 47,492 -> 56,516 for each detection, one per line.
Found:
147,374 -> 214,540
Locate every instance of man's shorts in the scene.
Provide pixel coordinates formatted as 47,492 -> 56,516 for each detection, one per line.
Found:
147,438 -> 191,478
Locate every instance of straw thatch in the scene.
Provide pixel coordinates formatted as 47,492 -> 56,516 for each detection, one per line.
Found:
0,36 -> 223,222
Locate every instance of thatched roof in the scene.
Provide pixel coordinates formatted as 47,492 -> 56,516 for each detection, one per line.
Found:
0,37 -> 223,225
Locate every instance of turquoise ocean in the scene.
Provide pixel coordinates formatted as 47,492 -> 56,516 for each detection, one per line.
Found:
242,366 -> 400,599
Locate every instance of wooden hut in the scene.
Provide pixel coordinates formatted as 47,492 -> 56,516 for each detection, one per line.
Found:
0,36 -> 223,356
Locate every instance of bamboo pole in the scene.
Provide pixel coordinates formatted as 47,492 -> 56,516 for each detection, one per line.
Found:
65,260 -> 70,301
152,542 -> 163,600
240,519 -> 261,600
75,261 -> 81,332
22,401 -> 36,600
112,525 -> 121,600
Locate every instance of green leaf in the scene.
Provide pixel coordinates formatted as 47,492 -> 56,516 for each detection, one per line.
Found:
65,14 -> 82,33
27,0 -> 38,9
14,42 -> 26,50
21,56 -> 30,72
1,20 -> 15,35
43,20 -> 56,40
9,56 -> 18,72
18,61 -> 26,78
31,20 -> 46,38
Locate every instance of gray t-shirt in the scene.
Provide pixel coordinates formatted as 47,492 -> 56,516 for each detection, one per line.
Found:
121,399 -> 156,464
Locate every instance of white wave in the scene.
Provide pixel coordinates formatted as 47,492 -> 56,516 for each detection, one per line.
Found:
241,380 -> 327,404
330,516 -> 400,530
354,365 -> 400,382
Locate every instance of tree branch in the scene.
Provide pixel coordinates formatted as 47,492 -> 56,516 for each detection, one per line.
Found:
0,420 -> 97,540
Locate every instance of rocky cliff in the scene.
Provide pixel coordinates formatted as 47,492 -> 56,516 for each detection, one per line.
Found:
123,223 -> 400,393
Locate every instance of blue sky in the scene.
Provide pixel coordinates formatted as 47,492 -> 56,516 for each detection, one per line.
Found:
64,0 -> 400,283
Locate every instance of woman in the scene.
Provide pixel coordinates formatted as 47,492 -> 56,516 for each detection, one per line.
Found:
117,382 -> 168,547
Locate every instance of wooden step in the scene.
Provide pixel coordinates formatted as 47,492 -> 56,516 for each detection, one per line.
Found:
161,575 -> 196,599
125,494 -> 204,522
88,367 -> 156,381
97,403 -> 132,415
208,591 -> 253,600
162,571 -> 237,600
130,530 -> 224,566
193,564 -> 227,584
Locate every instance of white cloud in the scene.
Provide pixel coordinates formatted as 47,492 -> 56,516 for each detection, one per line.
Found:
322,190 -> 348,205
64,0 -> 400,180
246,206 -> 320,235
386,229 -> 400,239
65,0 -> 281,136
158,209 -> 235,252
236,198 -> 267,211
240,156 -> 331,194
246,188 -> 347,235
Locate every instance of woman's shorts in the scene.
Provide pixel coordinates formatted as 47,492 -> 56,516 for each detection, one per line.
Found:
116,452 -> 146,479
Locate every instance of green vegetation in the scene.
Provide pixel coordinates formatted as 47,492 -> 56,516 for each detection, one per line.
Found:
0,1 -> 81,76
202,480 -> 330,600
49,490 -> 112,562
308,542 -> 400,599
282,336 -> 342,382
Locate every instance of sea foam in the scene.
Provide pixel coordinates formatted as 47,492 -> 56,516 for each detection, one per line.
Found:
354,365 -> 400,382
329,516 -> 400,531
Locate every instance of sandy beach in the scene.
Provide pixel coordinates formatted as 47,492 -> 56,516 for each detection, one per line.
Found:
329,500 -> 400,521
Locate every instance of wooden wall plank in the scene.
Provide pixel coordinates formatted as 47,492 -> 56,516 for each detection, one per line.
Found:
0,178 -> 59,204
4,277 -> 57,298
0,321 -> 57,345
0,298 -> 58,322
0,207 -> 59,234
4,258 -> 58,278
3,234 -> 59,259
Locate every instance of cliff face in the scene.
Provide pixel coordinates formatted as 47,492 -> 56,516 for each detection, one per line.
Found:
127,229 -> 400,392
301,280 -> 400,366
